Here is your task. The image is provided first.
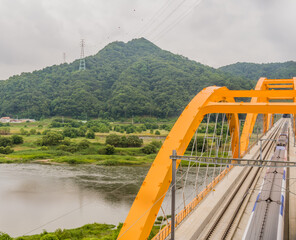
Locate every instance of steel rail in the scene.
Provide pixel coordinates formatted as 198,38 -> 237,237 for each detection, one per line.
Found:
201,120 -> 284,239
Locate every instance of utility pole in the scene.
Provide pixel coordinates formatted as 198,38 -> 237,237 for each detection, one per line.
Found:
79,39 -> 86,71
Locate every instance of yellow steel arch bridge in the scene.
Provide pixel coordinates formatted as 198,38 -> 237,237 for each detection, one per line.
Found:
117,77 -> 296,240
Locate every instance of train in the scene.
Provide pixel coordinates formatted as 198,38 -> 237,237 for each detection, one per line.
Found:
243,121 -> 288,240
276,122 -> 289,147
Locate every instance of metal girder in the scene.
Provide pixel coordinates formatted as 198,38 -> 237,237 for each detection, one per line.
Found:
267,84 -> 293,89
214,90 -> 296,98
170,155 -> 296,168
294,77 -> 296,136
201,102 -> 296,114
240,78 -> 266,156
264,79 -> 294,84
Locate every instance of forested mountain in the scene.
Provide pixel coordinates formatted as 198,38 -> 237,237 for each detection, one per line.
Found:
219,61 -> 296,80
0,38 -> 252,119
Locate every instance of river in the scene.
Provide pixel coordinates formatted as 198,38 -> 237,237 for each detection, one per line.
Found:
0,163 -> 215,237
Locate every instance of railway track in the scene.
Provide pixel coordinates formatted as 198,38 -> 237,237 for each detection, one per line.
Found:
197,119 -> 285,240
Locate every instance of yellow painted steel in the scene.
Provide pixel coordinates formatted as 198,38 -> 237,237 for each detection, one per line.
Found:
292,77 -> 296,136
201,102 -> 296,114
267,84 -> 293,89
117,86 -> 227,240
240,78 -> 296,155
118,81 -> 296,240
240,77 -> 266,156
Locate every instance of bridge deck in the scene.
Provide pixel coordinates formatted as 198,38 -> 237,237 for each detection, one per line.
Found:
174,120 -> 282,240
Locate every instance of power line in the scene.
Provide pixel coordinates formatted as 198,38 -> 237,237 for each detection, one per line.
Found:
152,0 -> 204,42
142,0 -> 190,38
135,0 -> 179,38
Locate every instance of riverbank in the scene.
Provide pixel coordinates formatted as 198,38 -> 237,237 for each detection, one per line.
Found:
0,150 -> 156,166
1,223 -> 122,240
1,222 -> 161,240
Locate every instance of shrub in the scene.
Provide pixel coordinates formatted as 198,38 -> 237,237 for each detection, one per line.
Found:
42,129 -> 51,135
0,137 -> 13,147
142,144 -> 157,154
126,125 -> 135,134
106,134 -> 121,146
30,129 -> 37,135
86,130 -> 95,139
0,128 -> 10,135
78,140 -> 90,150
106,134 -> 143,147
0,232 -> 12,240
57,144 -> 78,153
105,144 -> 115,155
0,146 -> 14,154
86,120 -> 110,133
155,130 -> 160,135
40,234 -> 59,240
61,138 -> 71,146
63,127 -> 79,138
39,132 -> 64,146
10,135 -> 24,144
126,136 -> 143,147
150,140 -> 162,148
186,136 -> 204,152
77,127 -> 87,137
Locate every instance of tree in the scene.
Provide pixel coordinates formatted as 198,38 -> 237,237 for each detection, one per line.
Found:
0,146 -> 14,154
106,134 -> 121,146
104,144 -> 115,155
86,130 -> 95,139
30,129 -> 37,135
126,135 -> 143,147
39,132 -> 64,146
0,137 -> 12,147
10,135 -> 24,144
78,140 -> 90,150
142,144 -> 157,154
0,128 -> 10,135
40,234 -> 59,240
0,232 -> 12,240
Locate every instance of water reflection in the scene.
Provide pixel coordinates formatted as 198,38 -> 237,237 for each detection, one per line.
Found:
0,163 -> 219,237
0,164 -> 149,236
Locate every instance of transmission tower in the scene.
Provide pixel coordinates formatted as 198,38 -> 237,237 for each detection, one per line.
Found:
63,52 -> 66,63
79,39 -> 86,70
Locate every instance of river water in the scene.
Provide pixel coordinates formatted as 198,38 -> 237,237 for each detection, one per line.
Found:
0,163 -> 215,237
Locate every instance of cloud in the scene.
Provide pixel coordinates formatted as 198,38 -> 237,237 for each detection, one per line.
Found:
0,0 -> 295,79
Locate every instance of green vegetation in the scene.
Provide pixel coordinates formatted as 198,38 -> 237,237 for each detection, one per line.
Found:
0,118 -> 168,165
0,223 -> 121,240
219,61 -> 296,81
0,38 -> 252,119
0,221 -> 162,240
0,116 -> 233,165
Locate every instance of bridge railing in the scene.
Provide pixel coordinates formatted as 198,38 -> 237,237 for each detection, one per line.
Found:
152,166 -> 233,240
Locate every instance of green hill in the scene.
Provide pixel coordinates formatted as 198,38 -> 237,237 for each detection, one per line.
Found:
219,61 -> 296,80
0,38 -> 252,119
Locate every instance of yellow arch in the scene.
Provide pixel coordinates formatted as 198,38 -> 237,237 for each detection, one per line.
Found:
118,84 -> 296,240
240,77 -> 296,155
117,86 -> 239,240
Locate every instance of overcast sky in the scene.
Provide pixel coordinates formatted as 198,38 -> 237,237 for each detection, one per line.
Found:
0,0 -> 295,80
